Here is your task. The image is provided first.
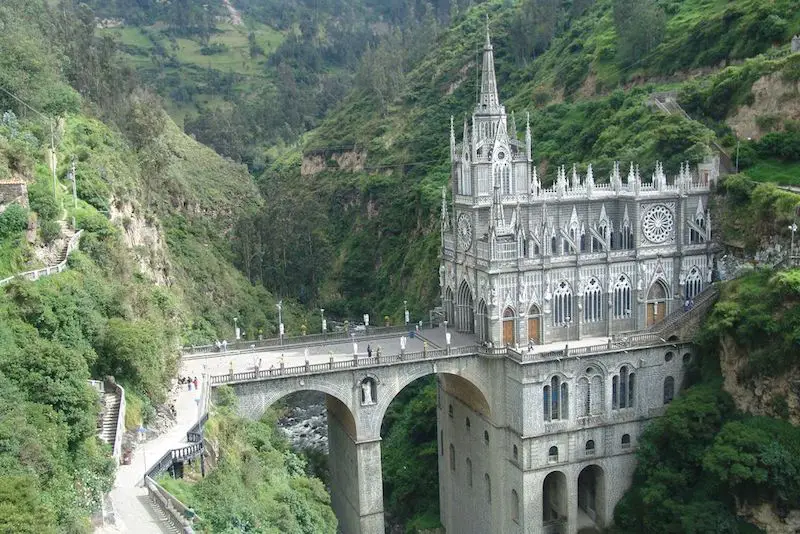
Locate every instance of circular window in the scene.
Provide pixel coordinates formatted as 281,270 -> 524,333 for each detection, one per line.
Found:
664,351 -> 674,362
642,205 -> 675,244
497,151 -> 505,160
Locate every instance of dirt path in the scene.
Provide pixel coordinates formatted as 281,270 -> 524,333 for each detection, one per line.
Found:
222,0 -> 243,26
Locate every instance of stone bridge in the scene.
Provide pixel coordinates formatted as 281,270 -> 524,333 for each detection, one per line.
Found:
209,324 -> 702,534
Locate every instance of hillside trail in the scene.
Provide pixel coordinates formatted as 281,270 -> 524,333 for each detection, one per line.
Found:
96,382 -> 200,534
222,0 -> 243,25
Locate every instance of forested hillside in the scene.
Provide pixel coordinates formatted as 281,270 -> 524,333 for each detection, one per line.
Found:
225,0 -> 800,323
0,1 -> 320,530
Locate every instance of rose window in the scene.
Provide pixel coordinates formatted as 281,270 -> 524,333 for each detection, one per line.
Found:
642,205 -> 674,243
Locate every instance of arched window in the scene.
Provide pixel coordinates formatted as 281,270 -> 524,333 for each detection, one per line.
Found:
584,278 -> 602,323
551,235 -> 557,256
691,212 -> 706,243
585,440 -> 595,454
686,267 -> 703,299
613,366 -> 634,410
665,351 -> 674,362
466,458 -> 473,487
449,444 -> 456,471
485,474 -> 492,503
578,377 -> 590,417
591,375 -> 603,415
613,275 -> 632,319
621,434 -> 631,448
664,376 -> 675,404
511,489 -> 520,523
496,164 -> 512,195
597,223 -> 608,252
553,281 -> 573,326
548,446 -> 559,462
543,385 -> 551,421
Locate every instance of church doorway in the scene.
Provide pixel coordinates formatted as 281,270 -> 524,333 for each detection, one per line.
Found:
645,279 -> 668,327
577,465 -> 605,531
543,471 -> 567,529
456,281 -> 474,333
476,299 -> 489,342
528,305 -> 541,344
502,307 -> 515,346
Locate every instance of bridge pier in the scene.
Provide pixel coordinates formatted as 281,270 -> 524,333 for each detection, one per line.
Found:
328,400 -> 385,534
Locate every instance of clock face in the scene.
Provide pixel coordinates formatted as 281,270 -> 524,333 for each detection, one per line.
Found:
457,213 -> 473,250
642,204 -> 674,244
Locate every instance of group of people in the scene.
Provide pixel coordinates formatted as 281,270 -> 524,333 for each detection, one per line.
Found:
683,298 -> 695,312
179,376 -> 199,391
366,344 -> 382,358
215,340 -> 229,352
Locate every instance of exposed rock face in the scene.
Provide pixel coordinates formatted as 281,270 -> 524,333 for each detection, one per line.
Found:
719,335 -> 800,426
301,150 -> 367,176
740,503 -> 800,534
109,200 -> 171,286
727,73 -> 800,141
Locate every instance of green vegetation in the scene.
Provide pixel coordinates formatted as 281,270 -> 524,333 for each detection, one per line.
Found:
158,387 -> 337,533
381,377 -> 441,531
612,269 -> 800,533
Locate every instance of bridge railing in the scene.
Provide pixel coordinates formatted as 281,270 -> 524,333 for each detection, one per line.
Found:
181,324 -> 436,356
0,230 -> 82,286
210,344 -> 482,385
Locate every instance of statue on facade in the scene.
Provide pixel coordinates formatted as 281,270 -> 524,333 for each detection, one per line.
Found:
439,264 -> 445,287
361,379 -> 374,405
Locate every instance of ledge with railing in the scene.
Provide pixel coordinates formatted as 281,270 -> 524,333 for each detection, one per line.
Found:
0,230 -> 83,286
143,374 -> 211,534
181,323 -> 434,357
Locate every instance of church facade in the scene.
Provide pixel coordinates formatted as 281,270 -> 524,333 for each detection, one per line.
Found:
440,31 -> 717,348
435,29 -> 716,534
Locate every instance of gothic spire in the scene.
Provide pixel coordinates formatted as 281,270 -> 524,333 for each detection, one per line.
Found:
478,20 -> 500,111
525,112 -> 532,160
441,186 -> 450,232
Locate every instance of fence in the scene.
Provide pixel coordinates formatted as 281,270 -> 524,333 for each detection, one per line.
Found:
211,345 -> 482,385
0,230 -> 83,286
110,381 -> 126,462
143,373 -> 211,533
181,323 -> 435,357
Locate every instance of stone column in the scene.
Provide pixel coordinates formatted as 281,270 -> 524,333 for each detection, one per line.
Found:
356,438 -> 385,533
567,465 -> 579,534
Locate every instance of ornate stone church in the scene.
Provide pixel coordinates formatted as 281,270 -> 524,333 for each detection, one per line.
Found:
439,29 -> 717,347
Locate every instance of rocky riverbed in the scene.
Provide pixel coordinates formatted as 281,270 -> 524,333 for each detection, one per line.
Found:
277,391 -> 329,454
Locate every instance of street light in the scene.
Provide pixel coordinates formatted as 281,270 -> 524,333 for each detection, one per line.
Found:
789,222 -> 797,259
320,308 -> 326,334
404,300 -> 409,327
277,301 -> 283,346
233,317 -> 239,341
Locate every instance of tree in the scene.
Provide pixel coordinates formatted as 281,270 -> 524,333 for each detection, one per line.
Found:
613,0 -> 666,67
0,203 -> 28,237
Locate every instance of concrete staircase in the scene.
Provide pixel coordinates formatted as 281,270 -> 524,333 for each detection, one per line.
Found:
99,390 -> 121,449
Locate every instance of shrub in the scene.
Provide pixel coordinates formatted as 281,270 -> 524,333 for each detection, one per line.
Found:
39,219 -> 61,244
28,181 -> 60,222
0,203 -> 28,237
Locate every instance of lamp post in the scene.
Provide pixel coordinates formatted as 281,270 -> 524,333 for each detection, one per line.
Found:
234,317 -> 239,341
277,301 -> 283,346
790,222 -> 798,260
404,300 -> 409,327
321,308 -> 326,335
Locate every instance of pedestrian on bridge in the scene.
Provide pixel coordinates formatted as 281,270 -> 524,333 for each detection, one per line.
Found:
367,344 -> 373,358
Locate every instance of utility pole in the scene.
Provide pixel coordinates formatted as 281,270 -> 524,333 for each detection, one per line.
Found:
70,156 -> 77,227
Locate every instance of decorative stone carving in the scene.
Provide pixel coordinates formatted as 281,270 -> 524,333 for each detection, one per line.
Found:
642,204 -> 674,244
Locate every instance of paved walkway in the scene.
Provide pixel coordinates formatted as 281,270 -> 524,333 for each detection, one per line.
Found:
97,373 -> 203,534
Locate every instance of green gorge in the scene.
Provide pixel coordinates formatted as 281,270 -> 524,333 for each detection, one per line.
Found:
0,0 -> 799,532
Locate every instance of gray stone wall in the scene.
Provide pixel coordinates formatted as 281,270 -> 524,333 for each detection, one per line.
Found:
0,181 -> 28,211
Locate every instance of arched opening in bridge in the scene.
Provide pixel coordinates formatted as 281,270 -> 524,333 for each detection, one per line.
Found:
646,279 -> 669,327
380,372 -> 490,533
543,471 -> 568,526
577,465 -> 605,532
248,389 -> 357,531
456,280 -> 475,333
